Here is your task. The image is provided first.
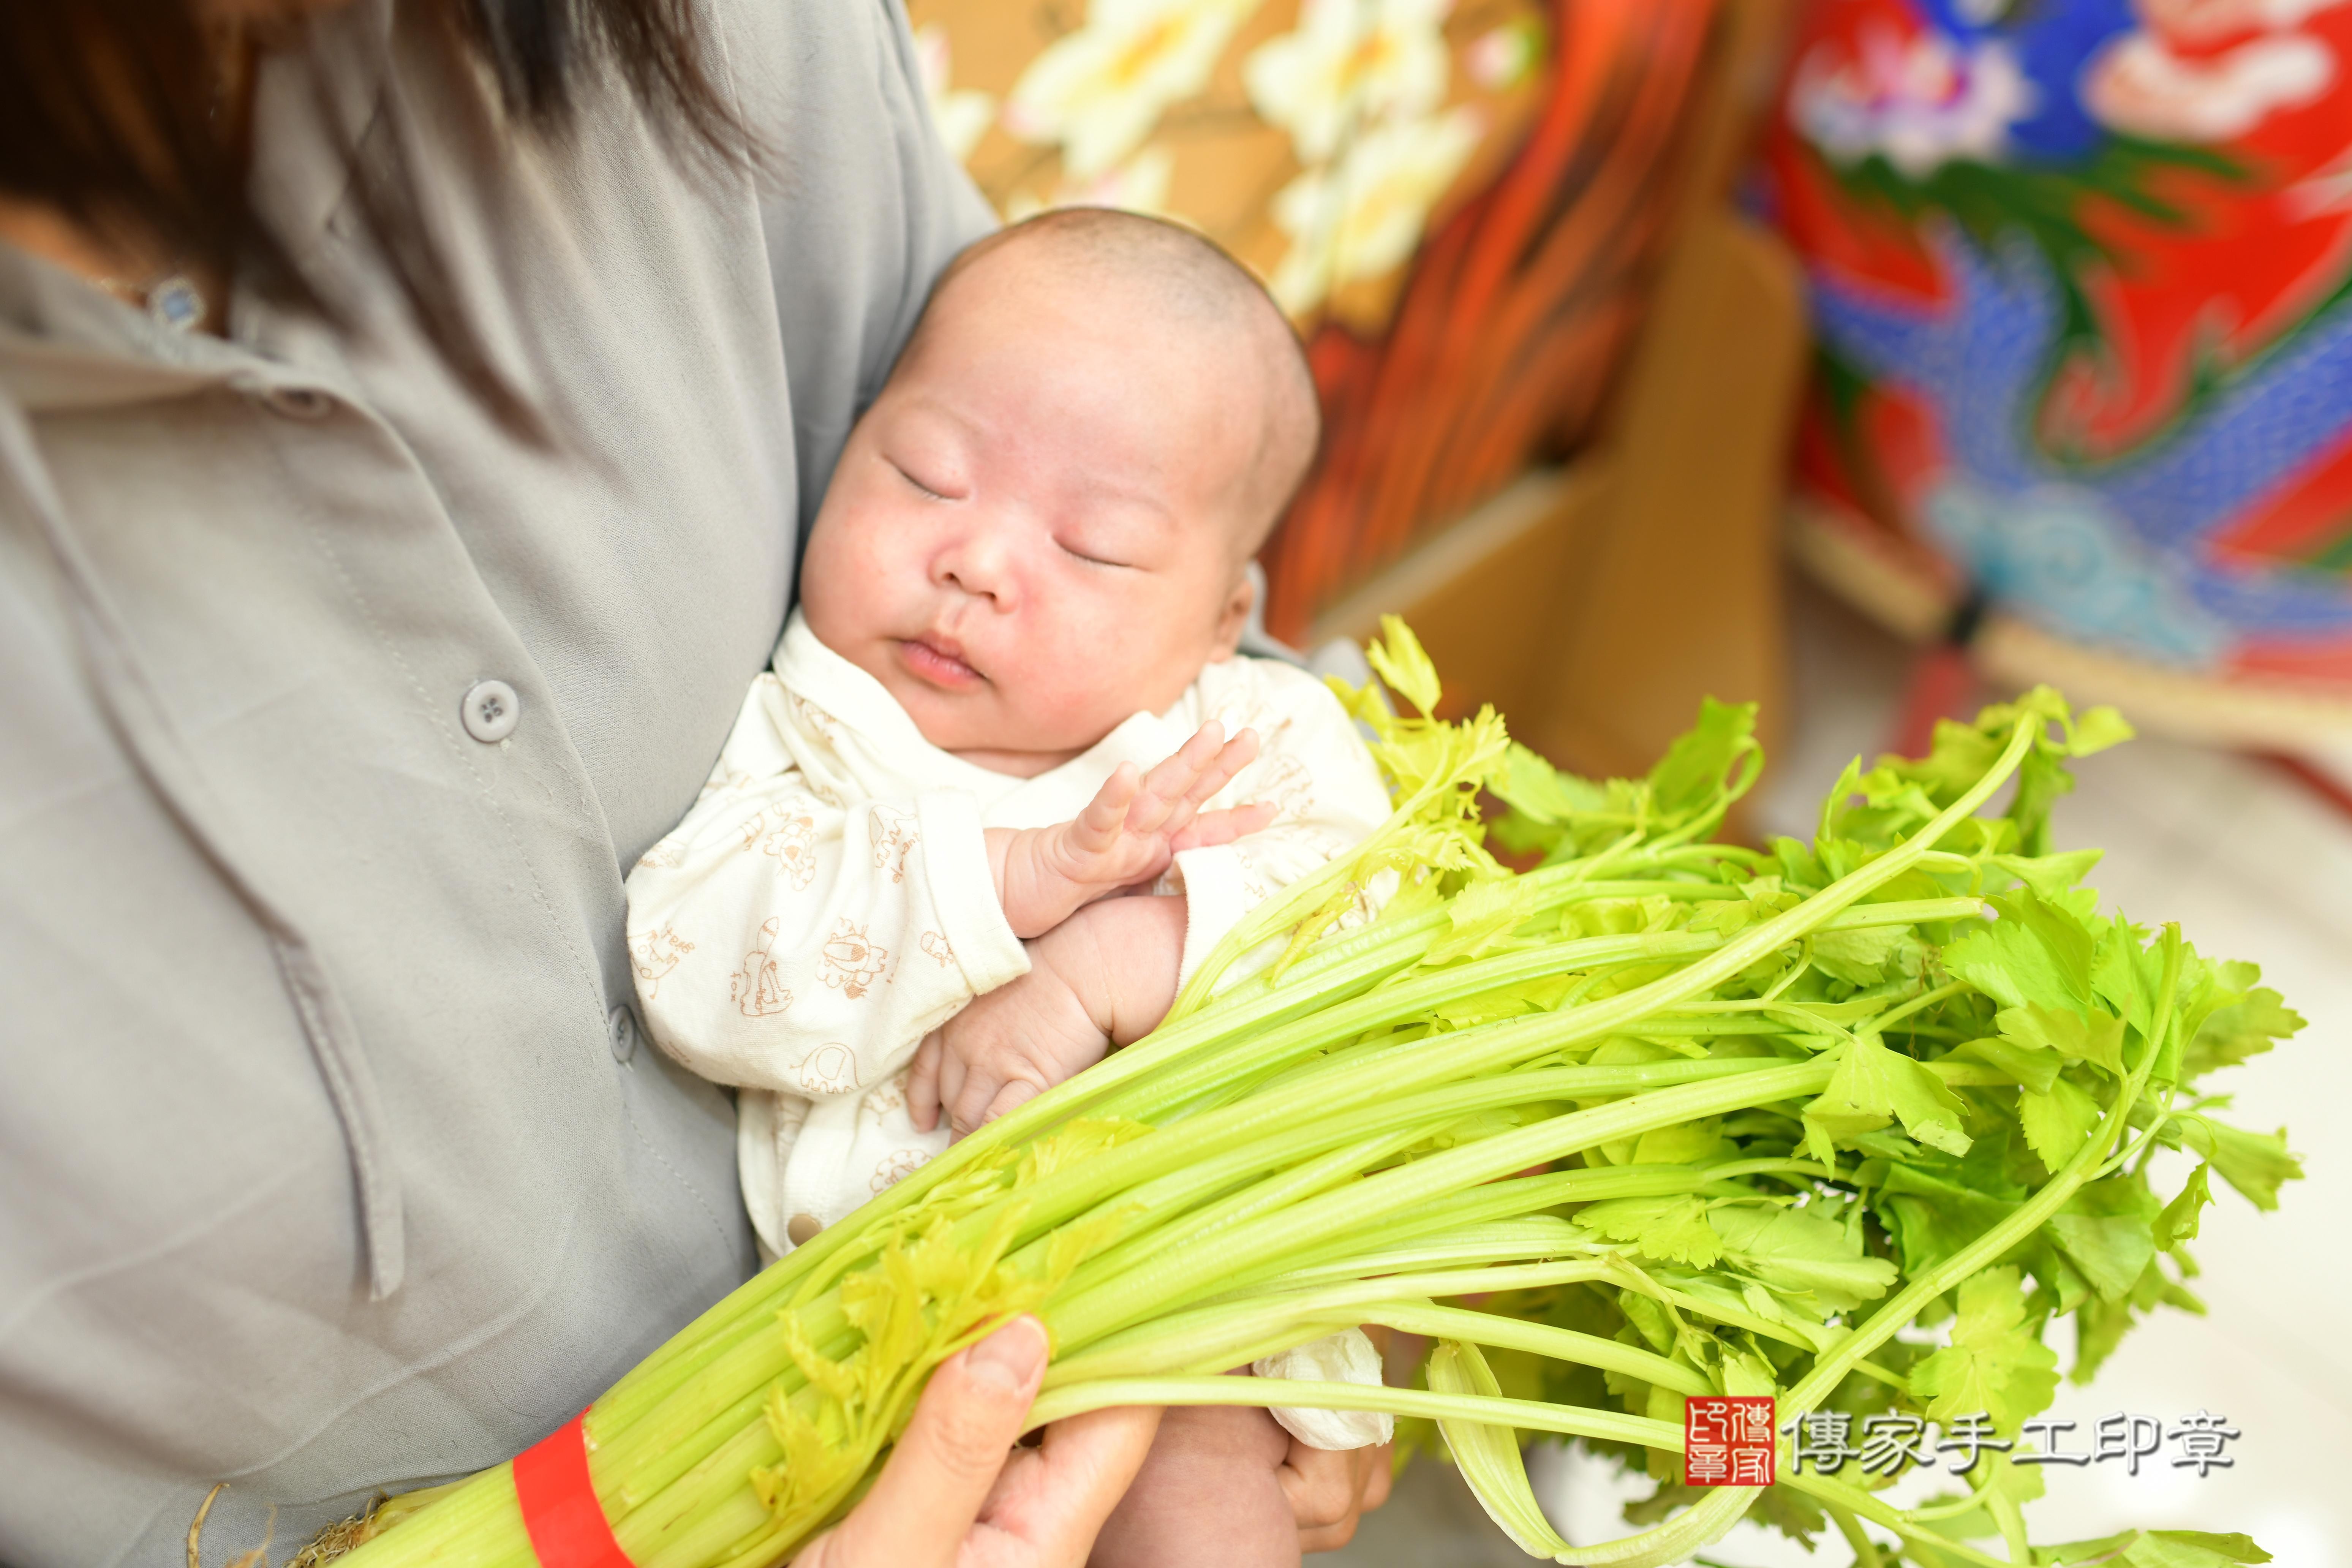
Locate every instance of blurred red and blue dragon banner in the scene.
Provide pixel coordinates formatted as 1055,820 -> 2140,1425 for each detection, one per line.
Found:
1764,0 -> 2352,697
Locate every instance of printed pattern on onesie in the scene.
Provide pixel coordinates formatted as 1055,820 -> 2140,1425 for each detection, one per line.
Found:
626,671 -> 1029,1253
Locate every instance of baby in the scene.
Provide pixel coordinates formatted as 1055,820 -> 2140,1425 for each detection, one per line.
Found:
625,209 -> 1392,1565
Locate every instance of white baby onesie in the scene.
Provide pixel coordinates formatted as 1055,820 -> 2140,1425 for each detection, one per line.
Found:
625,610 -> 1393,1262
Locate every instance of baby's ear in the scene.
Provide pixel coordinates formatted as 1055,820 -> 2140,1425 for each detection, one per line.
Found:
1210,567 -> 1256,660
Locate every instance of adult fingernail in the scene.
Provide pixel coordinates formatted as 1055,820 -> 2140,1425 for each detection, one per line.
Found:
967,1317 -> 1047,1391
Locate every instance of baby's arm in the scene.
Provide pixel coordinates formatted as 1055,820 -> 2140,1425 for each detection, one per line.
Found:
904,724 -> 1266,1133
986,722 -> 1274,937
907,893 -> 1184,1136
625,682 -> 1029,1106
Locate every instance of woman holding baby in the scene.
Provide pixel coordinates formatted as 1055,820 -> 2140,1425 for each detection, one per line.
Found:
0,1 -> 1392,1565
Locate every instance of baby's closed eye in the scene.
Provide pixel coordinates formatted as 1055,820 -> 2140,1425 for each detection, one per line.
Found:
890,459 -> 957,500
1056,537 -> 1133,569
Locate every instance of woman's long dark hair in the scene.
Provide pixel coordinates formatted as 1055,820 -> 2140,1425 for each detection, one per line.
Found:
0,0 -> 750,431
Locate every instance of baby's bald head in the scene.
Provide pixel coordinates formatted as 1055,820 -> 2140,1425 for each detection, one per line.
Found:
903,208 -> 1321,564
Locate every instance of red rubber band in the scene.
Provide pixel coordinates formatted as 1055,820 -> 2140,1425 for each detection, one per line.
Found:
513,1414 -> 634,1568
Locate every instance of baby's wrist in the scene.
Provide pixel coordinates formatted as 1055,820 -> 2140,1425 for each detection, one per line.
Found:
1045,896 -> 1187,1046
988,824 -> 1101,937
986,826 -> 1056,936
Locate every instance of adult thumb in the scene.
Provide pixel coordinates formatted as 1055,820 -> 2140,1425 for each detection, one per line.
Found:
796,1316 -> 1048,1567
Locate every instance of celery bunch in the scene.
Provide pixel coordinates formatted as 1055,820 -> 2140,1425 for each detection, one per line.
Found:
337,623 -> 2300,1568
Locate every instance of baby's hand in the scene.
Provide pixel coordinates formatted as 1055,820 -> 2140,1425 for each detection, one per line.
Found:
909,895 -> 1187,1136
991,722 -> 1274,938
907,957 -> 1108,1137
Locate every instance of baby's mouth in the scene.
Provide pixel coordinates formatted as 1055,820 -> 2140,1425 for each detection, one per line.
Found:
897,635 -> 985,690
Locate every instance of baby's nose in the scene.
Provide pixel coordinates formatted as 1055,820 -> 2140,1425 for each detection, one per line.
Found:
935,530 -> 1019,605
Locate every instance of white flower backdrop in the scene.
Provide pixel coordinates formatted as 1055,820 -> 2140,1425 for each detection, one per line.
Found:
907,0 -> 1546,328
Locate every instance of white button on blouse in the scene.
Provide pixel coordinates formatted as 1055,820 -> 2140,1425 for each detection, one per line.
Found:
461,678 -> 521,743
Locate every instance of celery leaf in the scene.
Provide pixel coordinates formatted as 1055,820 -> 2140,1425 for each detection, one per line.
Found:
1945,888 -> 2097,1013
1424,875 -> 1543,966
2155,1163 -> 2213,1250
1954,1034 -> 2065,1094
1999,1002 -> 2127,1080
1647,698 -> 1758,820
1911,1266 -> 2059,1430
1364,615 -> 1441,717
2185,968 -> 2304,1079
1710,1203 -> 1898,1314
1491,741 -> 1604,824
2045,1181 -> 2159,1302
2019,1075 -> 2102,1168
1810,924 -> 1910,986
2171,1114 -> 2302,1210
1804,1034 -> 1972,1157
2039,1530 -> 2270,1566
1577,1194 -> 1721,1267
1986,849 -> 2104,899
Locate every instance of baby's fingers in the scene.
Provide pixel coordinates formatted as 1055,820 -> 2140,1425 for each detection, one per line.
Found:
1072,763 -> 1144,852
977,1079 -> 1040,1130
907,1032 -> 945,1133
1152,727 -> 1263,839
1168,799 -> 1277,852
948,1062 -> 1026,1138
1184,728 -> 1261,808
1123,722 -> 1228,837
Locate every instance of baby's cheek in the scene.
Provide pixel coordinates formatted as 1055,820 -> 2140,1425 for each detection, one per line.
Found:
1005,621 -> 1130,733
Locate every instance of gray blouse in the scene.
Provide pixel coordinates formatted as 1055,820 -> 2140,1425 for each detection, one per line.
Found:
0,1 -> 992,1561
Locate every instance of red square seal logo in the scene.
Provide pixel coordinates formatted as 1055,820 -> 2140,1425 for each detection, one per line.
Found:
1684,1396 -> 1776,1487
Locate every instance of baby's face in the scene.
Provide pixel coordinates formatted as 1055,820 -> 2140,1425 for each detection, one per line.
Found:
800,260 -> 1268,776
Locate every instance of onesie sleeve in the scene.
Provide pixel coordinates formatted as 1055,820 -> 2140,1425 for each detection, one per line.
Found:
625,677 -> 1028,1099
1169,660 -> 1394,987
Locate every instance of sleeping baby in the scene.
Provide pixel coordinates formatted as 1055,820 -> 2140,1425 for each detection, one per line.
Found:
625,208 -> 1393,1566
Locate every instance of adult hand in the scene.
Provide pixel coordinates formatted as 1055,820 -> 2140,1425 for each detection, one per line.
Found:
1283,1434 -> 1395,1554
791,1317 -> 1160,1568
